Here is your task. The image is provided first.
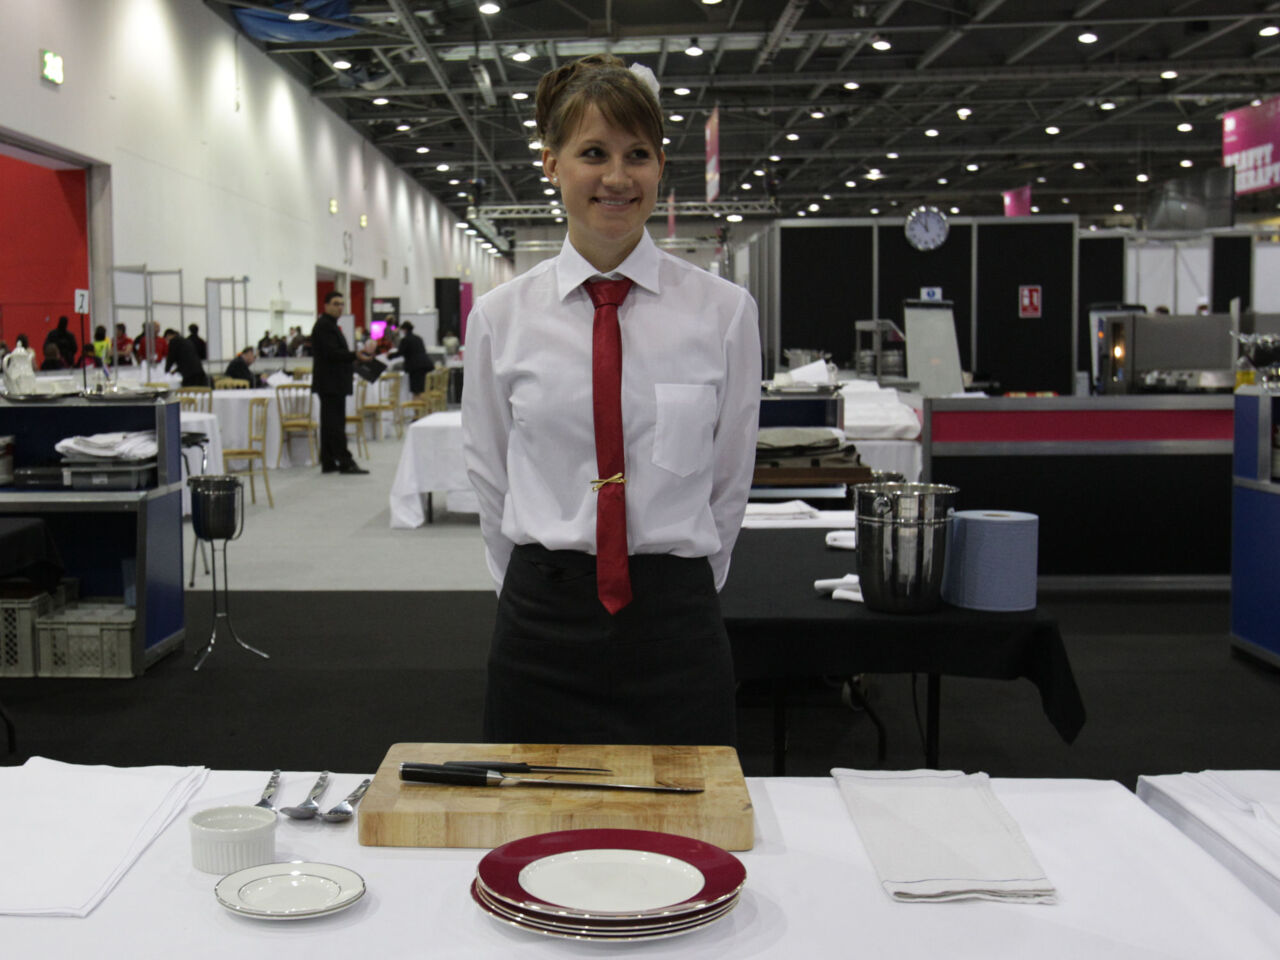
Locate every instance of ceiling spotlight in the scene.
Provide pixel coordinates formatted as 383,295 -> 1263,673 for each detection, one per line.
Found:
965,163 -> 979,172
662,137 -> 671,145
808,202 -> 820,212
436,163 -> 450,171
511,91 -> 528,100
937,177 -> 948,185
1045,125 -> 1060,135
1031,206 -> 1040,213
823,194 -> 832,201
950,206 -> 960,214
1160,70 -> 1178,80
702,0 -> 723,5
554,216 -> 563,223
741,182 -> 752,190
372,97 -> 389,106
1177,122 -> 1193,132
869,207 -> 880,215
865,168 -> 884,180
457,191 -> 468,198
886,152 -> 899,159
754,169 -> 766,176
522,118 -> 537,128
543,188 -> 556,195
332,59 -> 352,70
669,114 -> 684,122
685,39 -> 704,57
924,128 -> 939,137
786,133 -> 800,141
396,123 -> 410,132
449,178 -> 460,185
416,146 -> 430,154
551,207 -> 562,215
1077,28 -> 1098,44
810,109 -> 825,119
511,47 -> 533,63
674,87 -> 691,96
843,81 -> 860,91
529,140 -> 542,150
287,2 -> 309,21
1062,197 -> 1070,204
870,36 -> 892,52
455,222 -> 468,229
466,228 -> 477,235
1180,159 -> 1194,168
531,160 -> 542,167
1099,100 -> 1116,110
726,214 -> 744,223
956,107 -> 972,120
797,210 -> 807,217
478,2 -> 501,14
1072,161 -> 1085,169
768,154 -> 781,162
1253,98 -> 1264,106
845,180 -> 857,188
1113,203 -> 1124,212
1261,24 -> 1280,38
1036,176 -> 1047,183
1136,173 -> 1149,183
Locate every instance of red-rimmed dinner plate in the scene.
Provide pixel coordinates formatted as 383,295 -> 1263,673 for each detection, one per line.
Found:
472,877 -> 738,932
470,880 -> 739,942
475,828 -> 746,919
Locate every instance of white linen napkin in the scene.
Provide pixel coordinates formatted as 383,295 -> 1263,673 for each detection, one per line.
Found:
54,431 -> 158,461
0,757 -> 208,917
745,500 -> 820,520
826,530 -> 857,550
832,768 -> 1056,903
266,370 -> 293,386
815,574 -> 863,603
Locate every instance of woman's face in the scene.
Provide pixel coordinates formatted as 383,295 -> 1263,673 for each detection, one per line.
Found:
543,104 -> 664,271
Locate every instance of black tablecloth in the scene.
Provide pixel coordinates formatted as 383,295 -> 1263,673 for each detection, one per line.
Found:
720,528 -> 1086,745
0,517 -> 63,592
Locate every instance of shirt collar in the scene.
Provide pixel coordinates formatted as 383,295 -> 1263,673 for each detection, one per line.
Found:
555,230 -> 661,301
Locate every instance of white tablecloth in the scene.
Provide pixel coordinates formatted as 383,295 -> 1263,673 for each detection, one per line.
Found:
389,411 -> 477,527
178,412 -> 224,516
3,772 -> 1279,958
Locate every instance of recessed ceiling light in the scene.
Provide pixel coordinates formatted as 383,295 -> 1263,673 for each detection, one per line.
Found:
529,139 -> 542,150
886,152 -> 898,159
662,137 -> 671,145
950,206 -> 960,214
1031,205 -> 1040,213
741,182 -> 752,190
539,176 -> 548,183
543,188 -> 555,195
1037,176 -> 1047,183
436,163 -> 450,171
674,87 -> 691,96
466,228 -> 477,235
511,91 -> 528,100
522,119 -> 537,128
669,113 -> 684,122
956,107 -> 972,120
966,163 -> 979,172
1261,24 -> 1280,38
372,97 -> 389,106
808,202 -> 820,212
869,207 -> 880,215
457,191 -> 468,198
1180,159 -> 1193,168
797,210 -> 807,217
1077,28 -> 1098,44
810,109 -> 825,119
924,128 -> 939,137
845,180 -> 857,187
554,216 -> 563,223
726,214 -> 743,223
1099,101 -> 1116,111
1253,98 -> 1264,106
416,146 -> 430,154
823,194 -> 832,201
768,154 -> 781,162
531,160 -> 542,167
1177,122 -> 1192,132
396,123 -> 410,132
449,178 -> 460,185
1161,70 -> 1178,80
333,59 -> 352,70
1072,161 -> 1085,169
455,222 -> 468,229
1062,197 -> 1070,203
865,168 -> 883,180
511,49 -> 532,63
1136,173 -> 1149,182
843,81 -> 860,90
685,41 -> 704,57
871,36 -> 892,52
287,3 -> 309,21
937,177 -> 948,185
1113,203 -> 1124,212
479,2 -> 501,14
786,133 -> 800,141
754,169 -> 765,176
1045,125 -> 1060,135
551,207 -> 562,215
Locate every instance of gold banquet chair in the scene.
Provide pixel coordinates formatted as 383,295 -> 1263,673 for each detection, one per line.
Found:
364,371 -> 404,440
212,377 -> 250,390
175,386 -> 213,413
345,378 -> 370,459
275,383 -> 318,467
222,396 -> 273,508
426,367 -> 450,414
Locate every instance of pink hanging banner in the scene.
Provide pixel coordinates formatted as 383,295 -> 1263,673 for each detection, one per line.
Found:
1002,184 -> 1032,217
705,106 -> 721,203
1223,97 -> 1280,195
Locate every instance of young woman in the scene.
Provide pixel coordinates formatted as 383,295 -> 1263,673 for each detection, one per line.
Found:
462,54 -> 760,746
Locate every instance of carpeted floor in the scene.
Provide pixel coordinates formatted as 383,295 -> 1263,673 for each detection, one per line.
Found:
2,589 -> 1278,789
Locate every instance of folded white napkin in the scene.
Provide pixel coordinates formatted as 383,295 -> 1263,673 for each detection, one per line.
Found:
826,530 -> 857,550
1199,770 -> 1280,836
745,499 -> 821,520
788,358 -> 833,384
266,370 -> 293,386
54,431 -> 158,461
814,574 -> 863,602
832,768 -> 1056,903
0,757 -> 208,917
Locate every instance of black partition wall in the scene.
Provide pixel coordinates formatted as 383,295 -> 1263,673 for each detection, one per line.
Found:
1076,236 -> 1126,377
878,224 -> 974,370
777,224 -> 874,367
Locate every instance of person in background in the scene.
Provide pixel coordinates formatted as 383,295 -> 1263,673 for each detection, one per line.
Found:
92,325 -> 111,366
187,323 -> 207,360
134,322 -> 167,363
311,291 -> 368,475
114,323 -> 134,364
45,316 -> 77,369
163,327 -> 207,386
288,326 -> 306,356
462,53 -> 760,747
39,341 -> 65,371
390,320 -> 430,399
225,346 -> 263,388
13,334 -> 32,357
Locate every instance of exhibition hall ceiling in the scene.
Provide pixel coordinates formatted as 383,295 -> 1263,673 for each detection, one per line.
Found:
211,0 -> 1280,227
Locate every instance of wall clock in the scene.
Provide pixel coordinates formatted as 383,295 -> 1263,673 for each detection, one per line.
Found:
904,205 -> 949,251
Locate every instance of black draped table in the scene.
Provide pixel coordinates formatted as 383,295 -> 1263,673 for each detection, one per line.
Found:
0,517 -> 64,752
720,527 -> 1086,772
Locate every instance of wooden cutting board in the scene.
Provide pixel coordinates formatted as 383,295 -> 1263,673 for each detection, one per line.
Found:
357,742 -> 754,851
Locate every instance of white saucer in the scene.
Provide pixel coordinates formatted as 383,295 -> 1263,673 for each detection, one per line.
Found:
214,861 -> 365,920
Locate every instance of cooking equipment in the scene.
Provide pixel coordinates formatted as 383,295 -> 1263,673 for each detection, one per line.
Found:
399,763 -> 702,794
443,760 -> 611,774
358,743 -> 754,851
855,482 -> 958,613
280,772 -> 330,820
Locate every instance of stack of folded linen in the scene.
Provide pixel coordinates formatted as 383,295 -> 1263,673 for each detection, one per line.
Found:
54,431 -> 158,461
1138,770 -> 1280,914
833,768 -> 1057,903
0,757 -> 208,917
839,381 -> 922,440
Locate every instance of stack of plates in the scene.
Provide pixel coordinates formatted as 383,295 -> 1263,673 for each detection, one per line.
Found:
472,828 -> 746,942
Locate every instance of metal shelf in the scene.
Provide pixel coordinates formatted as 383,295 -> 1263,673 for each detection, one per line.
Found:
0,483 -> 184,512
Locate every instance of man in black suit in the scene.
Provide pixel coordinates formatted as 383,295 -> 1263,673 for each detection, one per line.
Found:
224,347 -> 263,388
390,320 -> 431,398
187,323 -> 208,360
163,329 -> 208,386
311,291 -> 368,475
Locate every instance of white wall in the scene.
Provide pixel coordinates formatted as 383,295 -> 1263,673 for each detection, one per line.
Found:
0,0 -> 511,357
1125,238 -> 1211,313
512,221 -> 729,277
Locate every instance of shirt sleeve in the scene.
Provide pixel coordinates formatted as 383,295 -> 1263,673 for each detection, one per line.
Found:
707,288 -> 762,590
461,301 -> 516,591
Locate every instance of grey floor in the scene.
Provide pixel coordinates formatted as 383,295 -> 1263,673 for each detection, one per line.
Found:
185,421 -> 495,593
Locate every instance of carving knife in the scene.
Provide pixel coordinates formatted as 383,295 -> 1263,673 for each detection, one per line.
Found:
438,760 -> 612,775
399,762 -> 702,794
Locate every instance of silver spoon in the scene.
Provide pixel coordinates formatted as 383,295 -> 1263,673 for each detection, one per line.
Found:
320,778 -> 372,822
280,771 -> 330,820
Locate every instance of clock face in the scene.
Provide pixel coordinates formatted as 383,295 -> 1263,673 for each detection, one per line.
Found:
904,205 -> 949,251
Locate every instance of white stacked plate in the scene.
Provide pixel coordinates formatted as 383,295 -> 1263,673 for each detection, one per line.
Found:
472,828 -> 746,942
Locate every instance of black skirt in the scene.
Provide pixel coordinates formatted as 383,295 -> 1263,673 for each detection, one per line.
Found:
484,544 -> 737,747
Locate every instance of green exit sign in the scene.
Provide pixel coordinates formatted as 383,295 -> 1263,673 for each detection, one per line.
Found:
41,49 -> 64,85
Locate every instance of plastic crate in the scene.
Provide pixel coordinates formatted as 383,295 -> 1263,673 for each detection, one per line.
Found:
0,592 -> 54,677
36,601 -> 137,678
53,577 -> 80,609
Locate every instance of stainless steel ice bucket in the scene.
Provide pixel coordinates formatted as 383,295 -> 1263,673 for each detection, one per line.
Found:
854,482 -> 958,614
189,476 -> 244,541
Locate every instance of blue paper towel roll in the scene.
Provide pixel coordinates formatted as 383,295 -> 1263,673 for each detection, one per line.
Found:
941,510 -> 1039,612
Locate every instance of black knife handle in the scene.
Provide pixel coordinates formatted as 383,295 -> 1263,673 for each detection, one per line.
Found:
399,763 -> 494,786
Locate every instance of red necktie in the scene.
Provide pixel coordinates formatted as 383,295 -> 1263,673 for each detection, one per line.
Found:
585,278 -> 634,614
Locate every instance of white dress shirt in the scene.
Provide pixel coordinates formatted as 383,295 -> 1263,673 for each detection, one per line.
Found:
463,230 -> 761,592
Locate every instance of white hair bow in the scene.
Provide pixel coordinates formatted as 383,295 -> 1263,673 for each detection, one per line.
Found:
628,62 -> 660,100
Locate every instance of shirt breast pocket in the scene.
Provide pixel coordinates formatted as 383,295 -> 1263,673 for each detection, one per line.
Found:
651,383 -> 717,478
